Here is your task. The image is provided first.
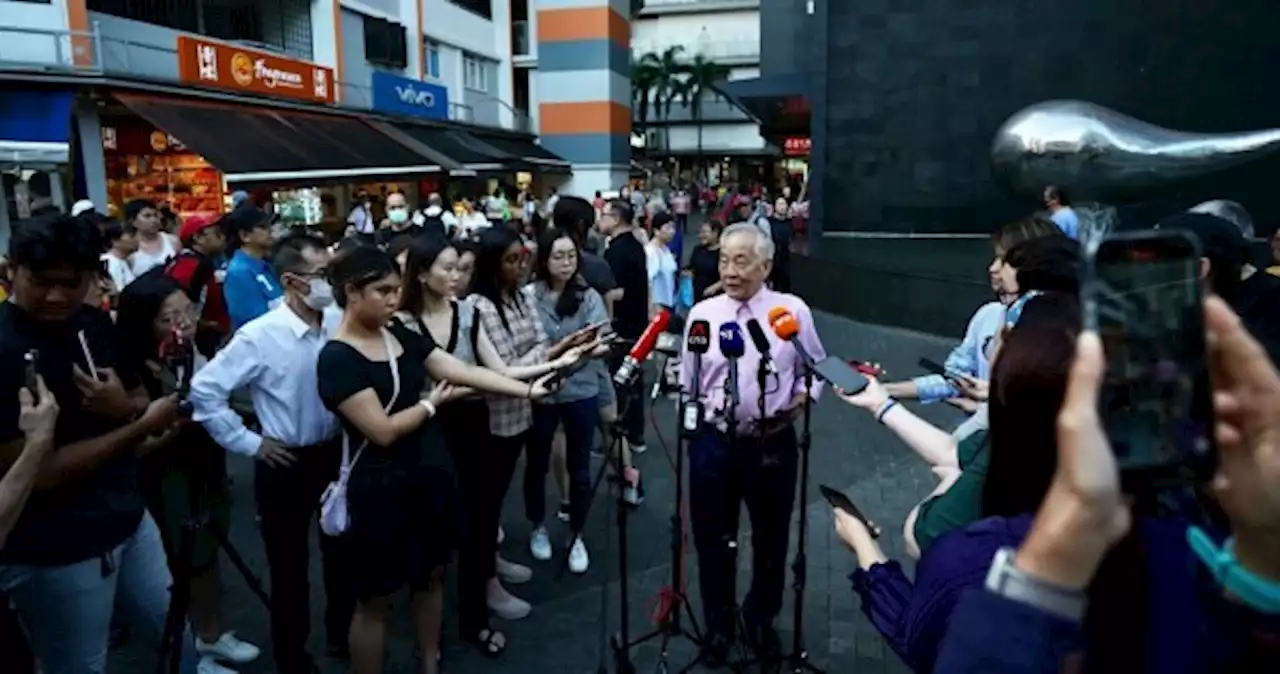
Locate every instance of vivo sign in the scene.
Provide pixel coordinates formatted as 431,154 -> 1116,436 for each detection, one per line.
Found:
371,71 -> 449,121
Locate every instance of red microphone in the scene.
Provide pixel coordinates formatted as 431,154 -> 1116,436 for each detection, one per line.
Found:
613,308 -> 673,387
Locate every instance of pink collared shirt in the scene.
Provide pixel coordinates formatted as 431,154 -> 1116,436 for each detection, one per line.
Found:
680,288 -> 827,433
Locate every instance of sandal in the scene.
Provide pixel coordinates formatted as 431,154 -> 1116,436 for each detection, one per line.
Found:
470,628 -> 507,659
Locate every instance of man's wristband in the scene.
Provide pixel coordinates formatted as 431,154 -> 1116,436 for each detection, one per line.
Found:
418,399 -> 437,417
875,398 -> 899,423
986,547 -> 1087,621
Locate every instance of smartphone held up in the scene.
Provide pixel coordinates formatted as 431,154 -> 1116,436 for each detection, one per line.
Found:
1082,229 -> 1215,487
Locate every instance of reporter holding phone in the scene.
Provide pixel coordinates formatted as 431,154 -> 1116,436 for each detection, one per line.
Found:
935,299 -> 1280,673
0,213 -> 196,673
0,375 -> 57,551
528,229 -> 614,574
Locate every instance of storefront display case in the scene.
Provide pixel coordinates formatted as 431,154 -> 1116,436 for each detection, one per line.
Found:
101,117 -> 226,221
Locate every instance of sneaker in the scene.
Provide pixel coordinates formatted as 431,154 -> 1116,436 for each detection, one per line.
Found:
631,442 -> 648,455
623,468 -> 645,507
556,501 -> 571,523
568,537 -> 590,574
487,585 -> 532,620
196,632 -> 260,665
197,655 -> 239,674
529,525 -> 552,561
496,555 -> 532,584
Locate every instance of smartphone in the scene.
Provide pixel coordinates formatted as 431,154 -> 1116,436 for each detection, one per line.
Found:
819,485 -> 881,538
1084,230 -> 1215,483
23,350 -> 39,403
917,357 -> 964,381
849,360 -> 885,378
545,357 -> 594,389
813,355 -> 869,395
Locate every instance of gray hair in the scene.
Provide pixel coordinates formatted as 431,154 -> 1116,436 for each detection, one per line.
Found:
1189,199 -> 1254,239
720,222 -> 776,262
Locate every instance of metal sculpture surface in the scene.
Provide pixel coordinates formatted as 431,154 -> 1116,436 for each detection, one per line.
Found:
991,100 -> 1280,202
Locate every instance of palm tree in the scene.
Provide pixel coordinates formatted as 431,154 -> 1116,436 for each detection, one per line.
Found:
631,58 -> 659,151
634,47 -> 686,155
674,54 -> 730,183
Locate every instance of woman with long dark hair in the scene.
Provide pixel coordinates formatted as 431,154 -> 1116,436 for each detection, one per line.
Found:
470,227 -> 599,565
393,235 -> 574,655
317,246 -> 559,673
527,228 -> 613,574
115,269 -> 260,674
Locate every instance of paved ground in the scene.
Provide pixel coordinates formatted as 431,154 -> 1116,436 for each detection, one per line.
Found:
107,302 -> 967,674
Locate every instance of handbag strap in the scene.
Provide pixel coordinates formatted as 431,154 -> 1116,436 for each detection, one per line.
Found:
341,327 -> 402,473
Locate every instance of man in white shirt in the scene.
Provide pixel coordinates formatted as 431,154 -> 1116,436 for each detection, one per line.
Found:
188,234 -> 353,673
346,190 -> 375,239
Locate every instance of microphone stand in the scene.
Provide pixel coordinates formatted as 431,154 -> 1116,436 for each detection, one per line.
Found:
784,360 -> 823,674
718,359 -> 756,668
630,351 -> 707,672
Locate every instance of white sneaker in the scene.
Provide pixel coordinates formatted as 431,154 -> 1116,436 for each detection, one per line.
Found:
631,443 -> 648,455
487,586 -> 532,620
197,655 -> 238,674
496,555 -> 533,584
529,525 -> 552,561
568,537 -> 590,574
195,632 -> 260,664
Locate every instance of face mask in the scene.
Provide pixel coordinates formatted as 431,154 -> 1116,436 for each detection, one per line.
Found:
302,278 -> 334,310
388,208 -> 410,225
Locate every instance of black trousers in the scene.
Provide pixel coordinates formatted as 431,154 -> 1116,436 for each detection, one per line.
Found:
688,425 -> 799,638
254,441 -> 355,674
453,425 -> 525,635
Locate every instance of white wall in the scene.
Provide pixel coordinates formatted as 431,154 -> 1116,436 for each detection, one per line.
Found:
423,0 -> 514,129
666,123 -> 768,153
631,10 -> 758,62
0,0 -> 73,67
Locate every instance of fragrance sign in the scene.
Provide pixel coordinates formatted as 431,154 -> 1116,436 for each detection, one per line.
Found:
176,36 -> 335,104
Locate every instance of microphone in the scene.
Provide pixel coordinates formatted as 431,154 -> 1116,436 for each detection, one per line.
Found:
614,308 -> 673,387
158,325 -> 196,414
745,318 -> 777,375
682,319 -> 711,432
768,306 -> 815,368
719,322 -> 745,411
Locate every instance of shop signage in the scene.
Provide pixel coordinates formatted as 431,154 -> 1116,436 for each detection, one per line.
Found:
784,137 -> 812,156
370,71 -> 449,121
100,119 -> 191,156
176,36 -> 335,104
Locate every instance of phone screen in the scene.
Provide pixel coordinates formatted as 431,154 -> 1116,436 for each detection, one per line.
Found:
1088,232 -> 1214,479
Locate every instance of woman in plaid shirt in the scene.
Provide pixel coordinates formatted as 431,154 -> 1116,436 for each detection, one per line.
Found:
470,229 -> 601,573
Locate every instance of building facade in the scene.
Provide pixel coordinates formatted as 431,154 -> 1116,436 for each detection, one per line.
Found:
0,0 -> 573,247
746,0 -> 1280,335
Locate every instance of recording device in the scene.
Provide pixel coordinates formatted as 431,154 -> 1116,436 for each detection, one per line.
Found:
813,356 -> 870,395
23,349 -> 39,404
819,485 -> 881,538
850,360 -> 885,378
745,318 -> 778,375
1084,229 -> 1215,482
918,357 -> 964,381
613,308 -> 672,387
158,325 -> 196,414
648,331 -> 684,401
683,319 -> 711,432
719,322 -> 745,409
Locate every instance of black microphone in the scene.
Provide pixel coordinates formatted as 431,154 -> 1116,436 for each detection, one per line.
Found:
745,318 -> 777,376
719,322 -> 745,411
683,320 -> 711,432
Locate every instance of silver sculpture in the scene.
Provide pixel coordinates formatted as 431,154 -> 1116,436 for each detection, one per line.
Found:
990,100 -> 1280,203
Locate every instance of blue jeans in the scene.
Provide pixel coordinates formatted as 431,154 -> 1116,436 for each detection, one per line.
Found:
0,512 -> 197,674
527,397 -> 600,532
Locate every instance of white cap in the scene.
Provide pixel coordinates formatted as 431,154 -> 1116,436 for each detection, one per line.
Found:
70,199 -> 95,217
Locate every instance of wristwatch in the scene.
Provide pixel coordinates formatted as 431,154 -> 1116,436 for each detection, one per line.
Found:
985,547 -> 1087,621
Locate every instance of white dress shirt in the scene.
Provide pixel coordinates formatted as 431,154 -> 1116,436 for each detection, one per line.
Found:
189,303 -> 342,456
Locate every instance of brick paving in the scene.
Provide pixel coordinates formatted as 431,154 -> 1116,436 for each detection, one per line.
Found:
104,303 -> 971,674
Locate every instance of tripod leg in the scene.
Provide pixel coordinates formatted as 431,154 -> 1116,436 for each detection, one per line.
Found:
207,522 -> 271,607
159,524 -> 195,674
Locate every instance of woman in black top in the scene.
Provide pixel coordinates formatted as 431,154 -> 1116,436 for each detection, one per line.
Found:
317,247 -> 557,674
115,270 -> 261,670
687,219 -> 724,301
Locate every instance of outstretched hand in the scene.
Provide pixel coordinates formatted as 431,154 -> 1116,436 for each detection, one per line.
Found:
834,376 -> 890,412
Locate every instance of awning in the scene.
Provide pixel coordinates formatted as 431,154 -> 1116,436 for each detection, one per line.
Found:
476,135 -> 571,172
717,75 -> 811,131
0,89 -> 75,167
113,92 -> 454,187
393,124 -> 510,173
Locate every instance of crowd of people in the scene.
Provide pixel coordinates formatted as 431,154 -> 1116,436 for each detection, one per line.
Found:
0,177 -> 1277,674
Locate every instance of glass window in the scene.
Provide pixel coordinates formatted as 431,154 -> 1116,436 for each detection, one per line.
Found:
463,55 -> 488,92
425,42 -> 441,79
